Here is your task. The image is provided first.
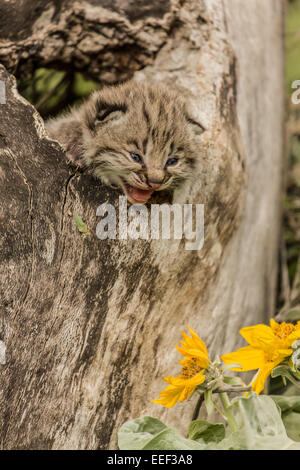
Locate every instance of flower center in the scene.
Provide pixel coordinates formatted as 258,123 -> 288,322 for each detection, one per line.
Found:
272,322 -> 296,340
180,357 -> 203,379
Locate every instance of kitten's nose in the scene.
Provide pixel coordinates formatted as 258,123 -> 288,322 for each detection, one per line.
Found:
148,179 -> 163,189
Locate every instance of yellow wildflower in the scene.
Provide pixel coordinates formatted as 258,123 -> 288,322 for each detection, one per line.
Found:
221,319 -> 300,394
176,327 -> 210,368
153,327 -> 210,408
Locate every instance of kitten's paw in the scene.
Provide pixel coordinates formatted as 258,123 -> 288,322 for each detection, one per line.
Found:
63,140 -> 85,168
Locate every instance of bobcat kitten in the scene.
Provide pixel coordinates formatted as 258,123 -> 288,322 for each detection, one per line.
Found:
46,80 -> 205,204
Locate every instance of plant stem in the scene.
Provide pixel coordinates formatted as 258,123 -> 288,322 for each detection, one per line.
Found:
219,392 -> 237,433
192,394 -> 204,421
213,386 -> 250,394
212,399 -> 227,421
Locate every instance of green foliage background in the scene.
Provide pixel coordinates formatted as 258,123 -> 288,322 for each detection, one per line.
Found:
18,69 -> 100,118
282,0 -> 300,306
286,0 -> 300,91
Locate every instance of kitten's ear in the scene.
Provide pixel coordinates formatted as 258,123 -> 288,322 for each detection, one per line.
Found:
46,118 -> 85,167
88,99 -> 127,131
186,115 -> 206,136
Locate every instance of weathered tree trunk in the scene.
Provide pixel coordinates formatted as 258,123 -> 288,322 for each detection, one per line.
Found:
0,0 -> 284,449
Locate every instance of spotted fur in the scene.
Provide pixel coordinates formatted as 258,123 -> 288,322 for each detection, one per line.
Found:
46,80 -> 205,203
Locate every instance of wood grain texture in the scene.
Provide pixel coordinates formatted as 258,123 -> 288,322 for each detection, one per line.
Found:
0,0 -> 176,83
0,0 -> 283,449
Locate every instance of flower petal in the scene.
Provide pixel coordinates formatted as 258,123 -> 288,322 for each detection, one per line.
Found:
269,318 -> 280,330
152,382 -> 186,408
176,372 -> 206,388
273,348 -> 293,361
286,327 -> 300,345
221,346 -> 266,371
176,345 -> 210,367
239,324 -> 276,352
188,327 -> 208,355
250,361 -> 278,394
152,372 -> 205,408
177,327 -> 209,359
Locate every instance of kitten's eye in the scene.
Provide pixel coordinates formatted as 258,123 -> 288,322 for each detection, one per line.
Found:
165,157 -> 179,167
130,152 -> 142,164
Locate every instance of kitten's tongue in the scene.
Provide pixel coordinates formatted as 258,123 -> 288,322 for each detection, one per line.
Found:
126,186 -> 154,203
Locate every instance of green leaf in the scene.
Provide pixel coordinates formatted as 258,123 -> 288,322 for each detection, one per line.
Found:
278,307 -> 300,323
142,428 -> 206,450
118,416 -> 205,450
188,420 -> 225,443
229,393 -> 300,449
118,395 -> 300,450
118,416 -> 167,450
74,213 -> 88,233
292,339 -> 300,350
223,376 -> 245,386
204,389 -> 214,416
271,364 -> 300,387
291,347 -> 300,372
282,412 -> 300,442
271,395 -> 300,442
223,362 -> 243,370
271,395 -> 300,414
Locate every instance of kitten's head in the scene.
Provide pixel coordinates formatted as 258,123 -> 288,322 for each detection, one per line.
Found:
71,81 -> 205,204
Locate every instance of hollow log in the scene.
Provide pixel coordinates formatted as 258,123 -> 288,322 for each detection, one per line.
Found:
0,0 -> 284,449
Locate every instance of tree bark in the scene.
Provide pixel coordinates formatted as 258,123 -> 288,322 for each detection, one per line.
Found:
0,0 -> 284,449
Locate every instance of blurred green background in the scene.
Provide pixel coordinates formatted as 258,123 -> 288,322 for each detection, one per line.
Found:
283,0 -> 300,310
286,0 -> 300,91
18,69 -> 100,118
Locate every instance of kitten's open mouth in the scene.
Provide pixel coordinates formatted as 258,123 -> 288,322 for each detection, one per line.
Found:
123,184 -> 154,204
